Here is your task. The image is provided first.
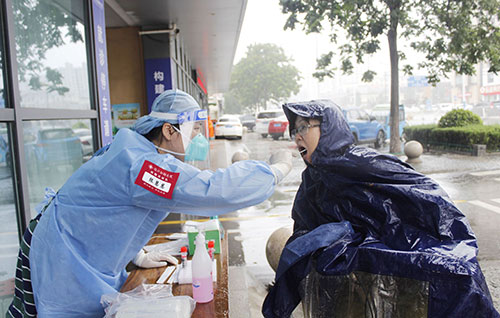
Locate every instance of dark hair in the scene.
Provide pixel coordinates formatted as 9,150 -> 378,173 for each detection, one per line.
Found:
143,123 -> 180,142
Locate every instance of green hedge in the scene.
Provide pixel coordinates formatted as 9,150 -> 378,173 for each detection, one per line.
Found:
404,124 -> 500,151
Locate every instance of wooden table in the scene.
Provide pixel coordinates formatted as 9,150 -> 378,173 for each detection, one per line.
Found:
121,235 -> 229,318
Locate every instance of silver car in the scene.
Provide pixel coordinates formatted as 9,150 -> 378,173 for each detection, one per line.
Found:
255,109 -> 285,138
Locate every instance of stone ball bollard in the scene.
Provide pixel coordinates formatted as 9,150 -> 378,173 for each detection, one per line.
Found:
231,150 -> 249,163
404,140 -> 423,164
265,226 -> 292,272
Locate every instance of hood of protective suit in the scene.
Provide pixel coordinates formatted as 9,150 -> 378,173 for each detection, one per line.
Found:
133,89 -> 200,135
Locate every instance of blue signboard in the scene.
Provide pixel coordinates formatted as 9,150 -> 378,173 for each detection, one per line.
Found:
92,0 -> 113,145
407,76 -> 429,87
145,58 -> 173,112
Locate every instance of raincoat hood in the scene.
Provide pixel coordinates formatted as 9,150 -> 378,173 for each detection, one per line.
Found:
283,100 -> 354,164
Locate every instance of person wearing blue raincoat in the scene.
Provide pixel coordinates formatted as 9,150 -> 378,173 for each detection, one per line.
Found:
6,89 -> 292,318
262,100 -> 499,318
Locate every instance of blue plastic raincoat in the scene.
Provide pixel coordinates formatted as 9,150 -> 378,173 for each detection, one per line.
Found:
263,100 -> 499,317
30,128 -> 276,317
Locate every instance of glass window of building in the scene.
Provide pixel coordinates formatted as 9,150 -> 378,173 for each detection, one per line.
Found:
23,119 -> 93,218
12,0 -> 91,110
0,5 -> 5,109
177,65 -> 182,90
488,72 -> 495,84
0,124 -> 18,311
174,38 -> 178,60
184,70 -> 188,90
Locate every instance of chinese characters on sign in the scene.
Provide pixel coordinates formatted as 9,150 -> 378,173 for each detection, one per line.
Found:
480,85 -> 500,95
135,160 -> 180,199
145,58 -> 173,111
154,71 -> 165,94
92,0 -> 113,145
154,71 -> 164,82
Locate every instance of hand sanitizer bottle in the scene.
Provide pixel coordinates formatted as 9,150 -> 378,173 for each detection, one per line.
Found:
192,231 -> 213,303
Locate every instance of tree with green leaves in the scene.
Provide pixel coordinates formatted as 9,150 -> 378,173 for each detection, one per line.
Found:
222,90 -> 245,114
280,0 -> 500,153
11,0 -> 84,95
226,43 -> 301,114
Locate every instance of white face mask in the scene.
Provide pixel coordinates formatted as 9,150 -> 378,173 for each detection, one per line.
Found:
154,145 -> 185,157
153,126 -> 186,157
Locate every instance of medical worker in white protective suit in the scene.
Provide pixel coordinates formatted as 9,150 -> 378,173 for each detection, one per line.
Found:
7,89 -> 292,318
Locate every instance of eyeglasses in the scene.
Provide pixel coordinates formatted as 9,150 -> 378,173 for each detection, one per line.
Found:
291,124 -> 320,139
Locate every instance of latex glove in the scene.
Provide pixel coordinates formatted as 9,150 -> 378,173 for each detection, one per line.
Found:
268,149 -> 292,184
132,249 -> 179,268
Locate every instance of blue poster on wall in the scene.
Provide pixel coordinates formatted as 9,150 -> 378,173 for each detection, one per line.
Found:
145,58 -> 173,112
92,0 -> 113,146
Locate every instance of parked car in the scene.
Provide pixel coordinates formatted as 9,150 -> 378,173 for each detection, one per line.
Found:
73,128 -> 93,157
268,115 -> 290,140
24,127 -> 83,172
343,108 -> 386,148
255,109 -> 285,138
215,115 -> 243,139
239,114 -> 256,131
474,102 -> 490,108
370,104 -> 407,140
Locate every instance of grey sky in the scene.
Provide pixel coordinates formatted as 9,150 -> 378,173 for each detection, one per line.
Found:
234,0 -> 326,101
234,0 -> 430,102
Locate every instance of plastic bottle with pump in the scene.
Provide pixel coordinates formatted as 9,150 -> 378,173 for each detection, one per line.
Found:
191,231 -> 213,303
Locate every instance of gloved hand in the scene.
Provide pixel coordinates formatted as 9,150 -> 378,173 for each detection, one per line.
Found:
132,249 -> 179,268
268,149 -> 292,184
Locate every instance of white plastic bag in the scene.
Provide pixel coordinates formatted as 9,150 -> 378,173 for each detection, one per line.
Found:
101,284 -> 196,318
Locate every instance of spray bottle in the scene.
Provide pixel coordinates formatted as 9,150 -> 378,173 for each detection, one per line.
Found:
191,231 -> 213,303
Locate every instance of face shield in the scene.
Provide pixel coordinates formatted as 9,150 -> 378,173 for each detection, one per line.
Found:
176,109 -> 210,169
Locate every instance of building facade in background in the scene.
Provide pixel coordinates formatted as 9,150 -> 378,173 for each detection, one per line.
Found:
1,4 -> 102,310
0,0 -> 246,310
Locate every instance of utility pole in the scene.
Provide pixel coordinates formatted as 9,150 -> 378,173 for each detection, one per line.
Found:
462,75 -> 466,106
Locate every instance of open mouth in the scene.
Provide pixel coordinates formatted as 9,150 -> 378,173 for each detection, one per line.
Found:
298,146 -> 307,156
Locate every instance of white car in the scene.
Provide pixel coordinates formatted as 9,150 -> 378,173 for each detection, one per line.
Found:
255,109 -> 285,138
215,115 -> 243,139
73,128 -> 93,157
